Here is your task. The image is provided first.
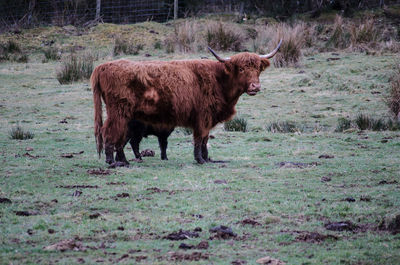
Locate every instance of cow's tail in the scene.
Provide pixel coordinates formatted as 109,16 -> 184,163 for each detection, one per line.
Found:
91,67 -> 103,157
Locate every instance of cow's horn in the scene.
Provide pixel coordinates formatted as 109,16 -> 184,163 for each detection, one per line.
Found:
260,39 -> 283,59
208,47 -> 230,62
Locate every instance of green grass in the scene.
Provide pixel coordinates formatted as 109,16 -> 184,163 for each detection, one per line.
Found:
0,34 -> 400,264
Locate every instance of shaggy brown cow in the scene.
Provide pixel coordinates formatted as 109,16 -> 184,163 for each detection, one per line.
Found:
91,40 -> 281,166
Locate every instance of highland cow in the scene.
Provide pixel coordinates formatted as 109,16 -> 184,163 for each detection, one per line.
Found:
91,40 -> 281,166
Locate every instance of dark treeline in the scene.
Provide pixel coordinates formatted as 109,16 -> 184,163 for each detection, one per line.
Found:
0,0 -> 399,28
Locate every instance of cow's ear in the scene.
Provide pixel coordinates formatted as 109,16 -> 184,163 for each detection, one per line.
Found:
260,59 -> 270,72
224,61 -> 234,74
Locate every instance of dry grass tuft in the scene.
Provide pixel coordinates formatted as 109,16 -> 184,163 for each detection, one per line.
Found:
9,125 -> 34,140
387,64 -> 400,121
272,23 -> 304,68
113,36 -> 144,56
326,15 -> 350,49
164,20 -> 204,53
349,18 -> 379,52
224,117 -> 248,132
57,53 -> 94,84
206,21 -> 245,51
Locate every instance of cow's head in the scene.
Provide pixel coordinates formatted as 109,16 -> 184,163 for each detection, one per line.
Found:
208,39 -> 282,96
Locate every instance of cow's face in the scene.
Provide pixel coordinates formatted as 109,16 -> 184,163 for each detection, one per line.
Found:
226,53 -> 270,96
208,40 -> 281,97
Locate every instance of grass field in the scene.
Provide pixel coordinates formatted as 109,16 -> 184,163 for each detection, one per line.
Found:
1,27 -> 400,264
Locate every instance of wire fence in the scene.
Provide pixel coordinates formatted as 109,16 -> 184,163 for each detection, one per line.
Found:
0,0 -> 174,28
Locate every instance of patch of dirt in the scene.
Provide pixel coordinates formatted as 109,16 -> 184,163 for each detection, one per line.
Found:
48,229 -> 56,234
318,154 -> 334,159
87,168 -> 111,175
140,149 -> 155,157
214,179 -> 228,184
209,225 -> 237,240
196,240 -> 209,249
89,213 -> 101,219
256,256 -> 286,264
378,180 -> 398,185
22,152 -> 43,159
360,195 -> 372,202
232,260 -> 247,265
321,176 -> 331,182
15,210 -> 36,216
179,243 -> 194,250
44,238 -> 86,251
57,185 -> 99,189
325,221 -> 358,232
191,214 -> 203,219
343,197 -> 356,202
0,198 -> 11,203
179,240 -> 209,250
60,151 -> 84,158
116,193 -> 130,198
295,231 -> 338,243
146,187 -> 168,193
277,161 -> 318,169
239,218 -> 261,226
169,251 -> 209,261
164,229 -> 200,240
106,181 -> 127,186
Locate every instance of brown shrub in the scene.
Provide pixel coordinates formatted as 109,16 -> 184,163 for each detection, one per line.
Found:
326,15 -> 350,49
206,21 -> 245,51
387,64 -> 400,121
272,23 -> 305,68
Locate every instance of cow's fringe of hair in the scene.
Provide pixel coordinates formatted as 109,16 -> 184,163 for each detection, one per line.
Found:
91,67 -> 103,157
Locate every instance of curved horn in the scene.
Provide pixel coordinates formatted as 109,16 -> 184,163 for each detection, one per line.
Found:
260,39 -> 283,59
207,47 -> 230,62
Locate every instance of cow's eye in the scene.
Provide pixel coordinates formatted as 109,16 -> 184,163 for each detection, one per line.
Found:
239,67 -> 244,73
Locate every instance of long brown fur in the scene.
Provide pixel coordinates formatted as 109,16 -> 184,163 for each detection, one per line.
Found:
91,52 -> 272,164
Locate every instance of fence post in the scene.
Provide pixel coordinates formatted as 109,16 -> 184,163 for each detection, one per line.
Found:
96,0 -> 101,20
174,0 -> 178,19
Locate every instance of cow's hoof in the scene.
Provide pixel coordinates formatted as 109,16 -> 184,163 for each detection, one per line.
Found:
108,161 -> 129,168
161,157 -> 168,160
196,158 -> 206,164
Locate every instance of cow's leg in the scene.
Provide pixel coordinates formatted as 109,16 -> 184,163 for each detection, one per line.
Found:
105,143 -> 114,165
193,129 -> 208,164
158,135 -> 168,160
103,116 -> 129,167
201,135 -> 209,161
129,135 -> 143,160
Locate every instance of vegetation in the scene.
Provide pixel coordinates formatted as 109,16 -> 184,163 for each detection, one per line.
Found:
206,22 -> 245,51
9,125 -> 34,140
387,64 -> 400,120
43,47 -> 61,62
113,36 -> 144,56
56,53 -> 94,84
266,121 -> 301,133
224,117 -> 248,132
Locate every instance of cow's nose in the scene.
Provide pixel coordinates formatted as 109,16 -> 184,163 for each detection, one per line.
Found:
250,83 -> 261,91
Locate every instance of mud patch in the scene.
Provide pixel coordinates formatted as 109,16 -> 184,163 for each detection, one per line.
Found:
321,176 -> 331,182
232,260 -> 247,265
214,179 -> 228,184
277,162 -> 318,169
325,221 -> 358,232
169,251 -> 209,261
106,182 -> 127,186
179,241 -> 209,250
15,210 -> 37,216
318,154 -> 334,159
22,152 -> 44,159
378,180 -> 398,185
295,231 -> 338,243
0,198 -> 11,203
256,256 -> 285,264
116,193 -> 130,198
239,218 -> 261,226
87,168 -> 111,175
57,185 -> 99,189
209,225 -> 237,239
60,151 -> 84,158
164,229 -> 200,240
44,238 -> 86,251
89,213 -> 101,219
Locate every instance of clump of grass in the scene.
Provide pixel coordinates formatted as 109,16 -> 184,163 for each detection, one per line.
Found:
113,36 -> 144,56
326,15 -> 350,49
251,26 -> 274,54
272,23 -> 304,68
206,21 -> 245,51
335,117 -> 351,132
164,20 -> 203,53
9,125 -> 34,140
266,121 -> 301,133
43,47 -> 61,62
56,53 -> 94,84
350,18 -> 378,49
3,40 -> 21,53
355,113 -> 373,130
224,117 -> 247,132
387,64 -> 400,120
153,40 -> 162,49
